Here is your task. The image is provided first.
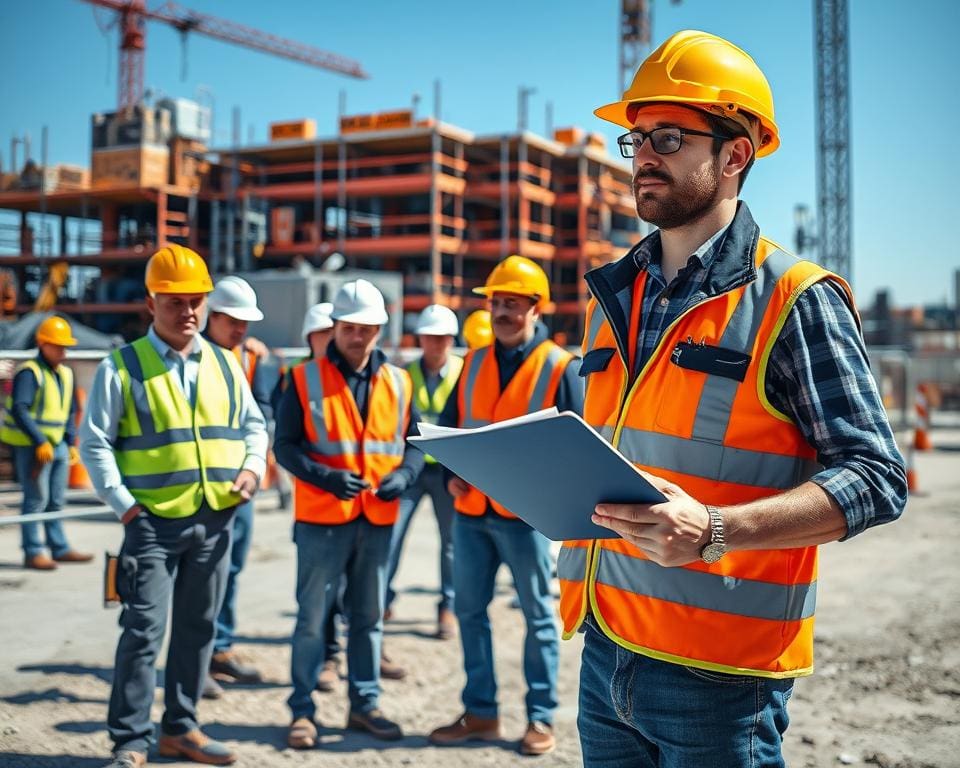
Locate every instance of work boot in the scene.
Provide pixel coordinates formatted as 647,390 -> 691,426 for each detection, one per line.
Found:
520,721 -> 555,755
24,553 -> 57,571
201,674 -> 223,700
346,708 -> 403,740
53,550 -> 94,563
287,717 -> 317,750
380,649 -> 407,681
436,607 -> 456,641
104,750 -> 146,768
428,712 -> 502,745
315,657 -> 340,693
158,729 -> 236,765
210,650 -> 262,683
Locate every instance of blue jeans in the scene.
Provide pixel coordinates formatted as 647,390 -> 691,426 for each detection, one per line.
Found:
108,505 -> 234,754
13,442 -> 70,559
577,616 -> 794,768
453,512 -> 558,724
213,499 -> 253,653
385,464 -> 455,612
288,517 -> 392,720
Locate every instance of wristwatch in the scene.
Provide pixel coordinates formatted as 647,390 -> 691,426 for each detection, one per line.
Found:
699,505 -> 726,564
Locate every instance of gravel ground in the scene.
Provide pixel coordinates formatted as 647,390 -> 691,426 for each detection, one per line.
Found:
0,432 -> 958,768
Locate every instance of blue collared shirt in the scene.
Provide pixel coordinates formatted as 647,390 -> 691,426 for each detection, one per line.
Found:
80,326 -> 268,519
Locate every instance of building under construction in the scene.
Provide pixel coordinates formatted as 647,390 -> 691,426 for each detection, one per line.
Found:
0,104 -> 642,345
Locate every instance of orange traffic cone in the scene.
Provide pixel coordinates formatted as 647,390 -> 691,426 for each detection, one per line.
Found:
68,388 -> 93,490
905,443 -> 919,494
913,385 -> 933,451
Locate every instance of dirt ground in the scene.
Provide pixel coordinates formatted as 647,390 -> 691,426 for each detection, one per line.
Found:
0,431 -> 958,768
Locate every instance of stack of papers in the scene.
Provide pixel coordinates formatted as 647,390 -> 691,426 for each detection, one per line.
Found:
409,409 -> 666,541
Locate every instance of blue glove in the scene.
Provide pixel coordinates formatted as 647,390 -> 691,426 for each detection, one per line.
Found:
375,472 -> 409,501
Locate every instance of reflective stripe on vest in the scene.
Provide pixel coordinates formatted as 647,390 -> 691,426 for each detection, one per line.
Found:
293,356 -> 412,526
559,237 -> 856,678
0,360 -> 73,446
456,339 -> 573,517
408,355 -> 463,463
233,347 -> 257,387
112,336 -> 247,518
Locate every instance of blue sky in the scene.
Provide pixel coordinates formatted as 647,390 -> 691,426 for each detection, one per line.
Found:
2,0 -> 957,307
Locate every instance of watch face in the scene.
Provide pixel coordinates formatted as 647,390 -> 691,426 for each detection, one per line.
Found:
701,542 -> 725,564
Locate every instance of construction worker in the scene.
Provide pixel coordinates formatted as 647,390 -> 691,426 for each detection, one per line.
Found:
384,304 -> 462,639
0,315 -> 92,570
557,30 -> 907,767
202,276 -> 270,698
275,279 -> 424,749
428,255 -> 583,756
462,309 -> 493,350
80,245 -> 267,768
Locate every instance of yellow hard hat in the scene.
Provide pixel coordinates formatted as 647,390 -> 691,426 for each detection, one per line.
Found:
145,244 -> 213,295
595,30 -> 780,158
473,255 -> 551,309
462,310 -> 493,350
36,315 -> 77,347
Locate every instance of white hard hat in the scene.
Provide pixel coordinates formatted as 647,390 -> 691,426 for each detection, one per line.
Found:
331,279 -> 388,326
208,276 -> 263,322
415,304 -> 458,336
302,302 -> 334,342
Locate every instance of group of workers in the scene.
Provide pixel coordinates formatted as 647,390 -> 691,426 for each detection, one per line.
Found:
3,28 -> 906,768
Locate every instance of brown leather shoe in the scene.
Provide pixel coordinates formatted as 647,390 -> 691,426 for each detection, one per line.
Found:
380,649 -> 407,681
287,717 -> 317,749
428,712 -> 502,745
105,750 -> 146,768
520,721 -> 555,755
53,550 -> 94,563
436,607 -> 457,640
158,730 -> 236,765
346,708 -> 403,740
24,553 -> 57,570
315,657 -> 340,692
210,650 -> 262,683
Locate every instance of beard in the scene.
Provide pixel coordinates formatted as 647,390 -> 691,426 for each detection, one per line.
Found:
633,156 -> 722,230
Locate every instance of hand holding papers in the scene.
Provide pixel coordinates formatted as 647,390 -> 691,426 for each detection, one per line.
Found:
409,409 -> 666,541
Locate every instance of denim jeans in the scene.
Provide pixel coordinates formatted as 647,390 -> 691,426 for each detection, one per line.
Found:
13,442 -> 70,558
577,616 -> 794,768
385,464 -> 455,612
107,504 -> 234,754
453,512 -> 558,724
213,499 -> 253,653
288,517 -> 392,720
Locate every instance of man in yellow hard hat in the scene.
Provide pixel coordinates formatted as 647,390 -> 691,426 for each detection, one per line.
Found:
428,255 -> 583,757
1,315 -> 92,570
558,30 -> 906,766
80,244 -> 267,768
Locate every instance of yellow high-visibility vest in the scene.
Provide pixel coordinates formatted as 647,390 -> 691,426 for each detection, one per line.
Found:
408,355 -> 463,464
0,360 -> 73,447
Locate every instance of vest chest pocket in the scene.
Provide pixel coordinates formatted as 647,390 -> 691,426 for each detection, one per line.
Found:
579,347 -> 617,404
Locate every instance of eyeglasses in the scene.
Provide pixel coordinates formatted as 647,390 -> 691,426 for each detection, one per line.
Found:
616,127 -> 732,158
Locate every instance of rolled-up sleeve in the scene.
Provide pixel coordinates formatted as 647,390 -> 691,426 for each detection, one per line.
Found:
79,358 -> 138,519
766,281 -> 907,539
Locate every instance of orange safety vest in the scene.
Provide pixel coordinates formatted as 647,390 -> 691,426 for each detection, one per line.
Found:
456,339 -> 574,519
291,356 -> 412,526
557,238 -> 857,679
232,347 -> 258,387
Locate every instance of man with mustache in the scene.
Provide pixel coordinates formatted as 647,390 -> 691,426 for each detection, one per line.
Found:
274,279 -> 424,749
557,30 -> 906,767
81,245 -> 267,767
428,256 -> 583,756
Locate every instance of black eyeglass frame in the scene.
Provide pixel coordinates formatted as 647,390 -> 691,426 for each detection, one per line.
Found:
616,127 -> 733,158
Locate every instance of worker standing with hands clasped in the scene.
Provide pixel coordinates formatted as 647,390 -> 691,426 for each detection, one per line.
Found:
428,255 -> 583,757
275,279 -> 424,750
383,304 -> 463,640
557,30 -> 907,767
202,276 -> 271,698
81,245 -> 267,768
1,315 -> 92,570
